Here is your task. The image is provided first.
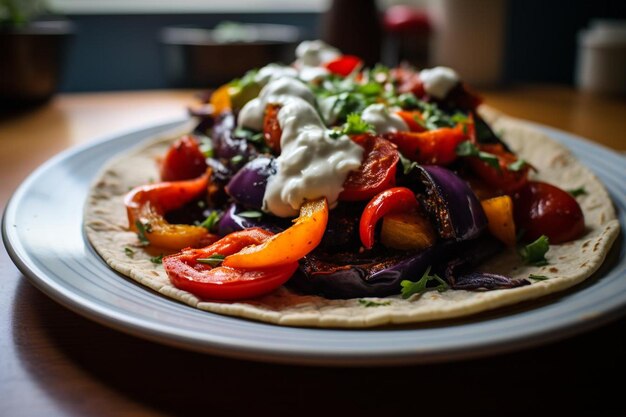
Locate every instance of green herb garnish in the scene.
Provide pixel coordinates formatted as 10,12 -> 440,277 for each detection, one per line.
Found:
456,140 -> 500,170
124,247 -> 135,258
199,137 -> 214,158
199,211 -> 220,230
330,112 -> 375,138
230,154 -> 244,165
400,266 -> 449,299
358,299 -> 391,307
197,254 -> 226,267
519,235 -> 550,266
568,187 -> 588,197
507,159 -> 527,172
238,210 -> 263,219
529,274 -> 550,281
150,254 -> 163,264
398,152 -> 419,175
134,220 -> 151,246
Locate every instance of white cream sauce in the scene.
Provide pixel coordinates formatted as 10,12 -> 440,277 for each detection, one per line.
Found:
295,40 -> 341,68
254,64 -> 298,86
239,77 -> 363,217
419,66 -> 460,99
361,103 -> 408,134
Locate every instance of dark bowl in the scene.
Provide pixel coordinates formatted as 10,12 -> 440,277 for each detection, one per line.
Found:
160,24 -> 301,88
0,20 -> 73,110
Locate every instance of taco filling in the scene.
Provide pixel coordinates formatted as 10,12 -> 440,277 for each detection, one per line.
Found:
84,40 -> 620,327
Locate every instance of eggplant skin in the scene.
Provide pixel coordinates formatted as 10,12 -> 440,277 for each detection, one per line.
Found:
289,236 -> 527,299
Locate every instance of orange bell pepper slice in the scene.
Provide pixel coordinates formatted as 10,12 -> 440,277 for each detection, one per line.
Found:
223,198 -> 328,268
481,195 -> 516,247
210,84 -> 232,116
125,172 -> 216,250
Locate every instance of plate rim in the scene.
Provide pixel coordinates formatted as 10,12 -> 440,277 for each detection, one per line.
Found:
3,117 -> 625,366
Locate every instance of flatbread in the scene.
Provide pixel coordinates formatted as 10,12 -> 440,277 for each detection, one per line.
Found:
84,107 -> 620,328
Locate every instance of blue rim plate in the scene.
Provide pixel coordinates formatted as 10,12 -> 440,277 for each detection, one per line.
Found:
3,117 -> 625,366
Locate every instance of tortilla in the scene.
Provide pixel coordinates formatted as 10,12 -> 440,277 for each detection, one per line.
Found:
84,106 -> 620,328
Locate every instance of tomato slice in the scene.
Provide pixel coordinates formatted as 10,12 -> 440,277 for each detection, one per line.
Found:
513,181 -> 585,244
160,135 -> 208,181
263,103 -> 282,154
339,134 -> 399,201
324,55 -> 362,76
359,187 -> 419,249
163,228 -> 298,300
223,198 -> 328,268
467,143 -> 530,194
384,126 -> 466,166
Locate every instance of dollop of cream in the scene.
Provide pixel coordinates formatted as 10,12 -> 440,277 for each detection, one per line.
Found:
295,40 -> 341,68
263,98 -> 363,217
361,104 -> 408,134
419,66 -> 460,99
254,64 -> 298,86
238,77 -> 316,131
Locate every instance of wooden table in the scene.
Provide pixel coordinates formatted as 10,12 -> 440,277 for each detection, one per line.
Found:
1,87 -> 625,416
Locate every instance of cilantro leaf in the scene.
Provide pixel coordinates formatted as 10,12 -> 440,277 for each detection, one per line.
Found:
230,154 -> 245,165
358,299 -> 391,307
124,247 -> 135,258
134,220 -> 151,246
199,137 -> 214,158
568,187 -> 587,197
519,235 -> 550,266
237,210 -> 263,219
199,211 -> 220,230
330,112 -> 375,138
507,159 -> 527,172
456,140 -> 500,170
529,274 -> 549,281
197,254 -> 226,267
150,254 -> 163,264
398,152 -> 419,175
400,266 -> 449,299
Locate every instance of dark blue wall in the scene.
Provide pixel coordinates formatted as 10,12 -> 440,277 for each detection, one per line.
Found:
57,1 -> 626,92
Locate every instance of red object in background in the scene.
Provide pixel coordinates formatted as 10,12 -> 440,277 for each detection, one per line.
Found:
383,5 -> 431,69
383,5 -> 431,34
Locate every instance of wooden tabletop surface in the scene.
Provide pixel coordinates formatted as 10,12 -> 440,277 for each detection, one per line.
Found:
1,86 -> 625,416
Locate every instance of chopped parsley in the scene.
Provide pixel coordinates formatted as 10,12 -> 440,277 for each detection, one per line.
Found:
400,266 -> 449,299
456,140 -> 500,170
329,112 -> 375,138
197,254 -> 226,267
519,235 -> 550,266
568,187 -> 588,197
134,220 -> 151,246
124,247 -> 135,258
199,137 -> 214,158
507,159 -> 527,172
230,154 -> 245,165
150,254 -> 163,264
199,211 -> 220,230
237,210 -> 263,219
529,274 -> 550,281
234,127 -> 264,144
358,299 -> 391,307
398,152 -> 419,175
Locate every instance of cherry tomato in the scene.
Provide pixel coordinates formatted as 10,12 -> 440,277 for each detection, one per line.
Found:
324,55 -> 362,76
263,103 -> 282,154
160,135 -> 208,181
163,228 -> 298,300
359,187 -> 419,249
384,126 -> 466,166
339,134 -> 399,201
467,143 -> 530,194
513,181 -> 585,244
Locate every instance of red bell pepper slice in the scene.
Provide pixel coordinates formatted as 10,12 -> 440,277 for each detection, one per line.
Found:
359,187 -> 419,249
384,126 -> 467,165
163,228 -> 298,300
125,172 -> 215,249
324,55 -> 362,77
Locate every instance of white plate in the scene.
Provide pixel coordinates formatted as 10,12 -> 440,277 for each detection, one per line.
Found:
3,117 -> 625,366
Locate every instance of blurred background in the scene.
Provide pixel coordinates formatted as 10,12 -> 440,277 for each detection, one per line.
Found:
1,0 -> 625,105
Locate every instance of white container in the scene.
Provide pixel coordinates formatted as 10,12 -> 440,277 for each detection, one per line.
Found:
576,20 -> 626,94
